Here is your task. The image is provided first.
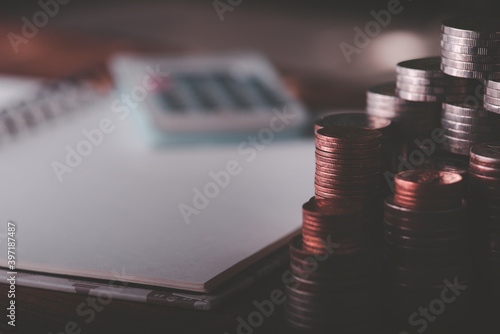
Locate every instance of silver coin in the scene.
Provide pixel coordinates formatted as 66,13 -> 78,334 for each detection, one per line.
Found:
442,111 -> 496,125
441,17 -> 500,39
396,57 -> 444,78
441,64 -> 497,79
397,82 -> 478,94
484,95 -> 500,105
441,41 -> 500,56
441,34 -> 500,47
441,57 -> 500,72
442,103 -> 492,117
441,118 -> 500,133
367,108 -> 437,120
366,105 -> 440,115
396,90 -> 445,102
486,79 -> 500,90
441,50 -> 500,63
441,141 -> 471,156
485,87 -> 500,98
484,101 -> 500,114
396,75 -> 474,86
443,133 -> 480,145
444,128 -> 499,141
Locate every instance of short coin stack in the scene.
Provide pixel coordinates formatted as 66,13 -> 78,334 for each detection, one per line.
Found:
315,112 -> 394,195
396,57 -> 479,102
441,17 -> 500,80
314,126 -> 381,201
366,82 -> 441,141
467,143 -> 500,300
286,198 -> 382,333
484,78 -> 500,113
441,102 -> 500,155
384,170 -> 472,333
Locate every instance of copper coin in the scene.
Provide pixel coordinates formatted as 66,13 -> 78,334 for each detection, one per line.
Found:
313,149 -> 380,160
469,162 -> 500,177
316,126 -> 382,143
470,142 -> 500,167
394,169 -> 464,195
393,193 -> 463,210
315,112 -> 392,133
315,141 -> 380,152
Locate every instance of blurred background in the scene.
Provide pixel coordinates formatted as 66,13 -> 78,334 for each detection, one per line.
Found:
0,0 -> 499,110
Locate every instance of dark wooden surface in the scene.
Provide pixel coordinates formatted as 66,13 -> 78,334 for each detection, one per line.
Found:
0,266 -> 293,334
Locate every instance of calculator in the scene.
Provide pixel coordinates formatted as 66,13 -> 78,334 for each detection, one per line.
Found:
109,52 -> 309,145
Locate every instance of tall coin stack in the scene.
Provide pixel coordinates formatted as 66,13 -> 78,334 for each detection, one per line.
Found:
315,112 -> 393,175
315,112 -> 393,216
441,102 -> 500,155
286,198 -> 382,333
467,143 -> 500,303
441,17 -> 500,80
484,78 -> 500,113
396,57 -> 479,103
314,126 -> 384,240
366,82 -> 441,142
314,126 -> 381,202
384,170 -> 472,333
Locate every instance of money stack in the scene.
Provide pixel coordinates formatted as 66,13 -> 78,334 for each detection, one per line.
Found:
384,170 -> 472,333
467,143 -> 500,301
396,57 -> 479,102
441,17 -> 500,80
440,102 -> 500,155
286,198 -> 382,333
315,112 -> 394,197
314,126 -> 381,201
484,78 -> 500,113
366,82 -> 441,142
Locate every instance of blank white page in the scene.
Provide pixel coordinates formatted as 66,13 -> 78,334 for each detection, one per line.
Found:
0,94 -> 314,292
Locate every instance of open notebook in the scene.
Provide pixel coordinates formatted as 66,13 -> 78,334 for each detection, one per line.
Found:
0,78 -> 314,293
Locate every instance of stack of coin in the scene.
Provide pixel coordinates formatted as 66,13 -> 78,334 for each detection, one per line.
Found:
384,169 -> 472,332
366,82 -> 441,141
286,198 -> 382,333
315,112 -> 394,195
467,143 -> 500,300
441,17 -> 500,80
396,57 -> 479,102
441,102 -> 500,155
484,78 -> 500,113
314,126 -> 381,201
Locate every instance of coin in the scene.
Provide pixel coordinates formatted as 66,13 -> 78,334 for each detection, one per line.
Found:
441,17 -> 500,39
442,57 -> 500,71
484,101 -> 500,113
444,128 -> 499,141
486,79 -> 500,90
441,41 -> 500,55
441,64 -> 498,79
470,142 -> 500,167
396,83 -> 477,94
316,126 -> 382,144
314,112 -> 391,133
441,49 -> 500,63
485,87 -> 500,98
441,34 -> 500,47
396,75 -> 469,86
441,118 -> 500,133
396,57 -> 444,78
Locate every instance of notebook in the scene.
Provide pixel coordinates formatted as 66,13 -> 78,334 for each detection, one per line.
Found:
0,76 -> 314,293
